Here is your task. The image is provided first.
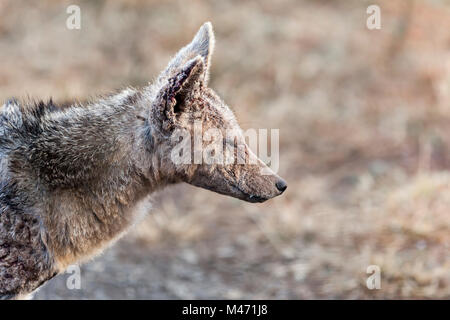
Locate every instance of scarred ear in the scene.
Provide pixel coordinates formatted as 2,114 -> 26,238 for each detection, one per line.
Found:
159,22 -> 215,85
152,56 -> 205,132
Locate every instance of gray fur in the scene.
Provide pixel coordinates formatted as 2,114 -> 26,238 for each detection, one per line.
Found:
0,22 -> 286,299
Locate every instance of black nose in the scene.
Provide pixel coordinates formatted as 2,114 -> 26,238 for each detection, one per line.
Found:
276,179 -> 287,192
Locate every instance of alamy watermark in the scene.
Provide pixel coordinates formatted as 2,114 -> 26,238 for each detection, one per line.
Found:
366,5 -> 381,30
66,5 -> 81,30
366,265 -> 381,290
66,264 -> 81,290
169,123 -> 280,175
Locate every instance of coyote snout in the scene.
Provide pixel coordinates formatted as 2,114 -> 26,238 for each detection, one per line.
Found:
189,160 -> 288,203
229,173 -> 287,203
186,141 -> 288,203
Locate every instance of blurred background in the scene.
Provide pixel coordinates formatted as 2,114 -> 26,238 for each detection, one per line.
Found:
1,0 -> 449,299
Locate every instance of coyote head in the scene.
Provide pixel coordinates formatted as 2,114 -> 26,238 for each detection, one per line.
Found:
145,22 -> 286,203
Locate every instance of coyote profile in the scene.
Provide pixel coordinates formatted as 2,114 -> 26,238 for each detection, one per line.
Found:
0,22 -> 287,299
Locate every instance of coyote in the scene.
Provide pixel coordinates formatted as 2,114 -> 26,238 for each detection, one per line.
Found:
0,22 -> 287,299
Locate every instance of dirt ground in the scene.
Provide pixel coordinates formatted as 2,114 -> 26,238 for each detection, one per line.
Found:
0,0 -> 449,299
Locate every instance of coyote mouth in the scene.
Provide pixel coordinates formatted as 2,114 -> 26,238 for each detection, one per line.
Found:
247,194 -> 268,203
231,185 -> 268,203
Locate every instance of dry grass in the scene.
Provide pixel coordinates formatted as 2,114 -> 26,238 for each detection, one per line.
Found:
0,0 -> 449,299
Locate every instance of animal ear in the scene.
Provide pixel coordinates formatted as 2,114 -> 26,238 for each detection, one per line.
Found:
152,56 -> 205,131
187,21 -> 215,77
159,22 -> 215,85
